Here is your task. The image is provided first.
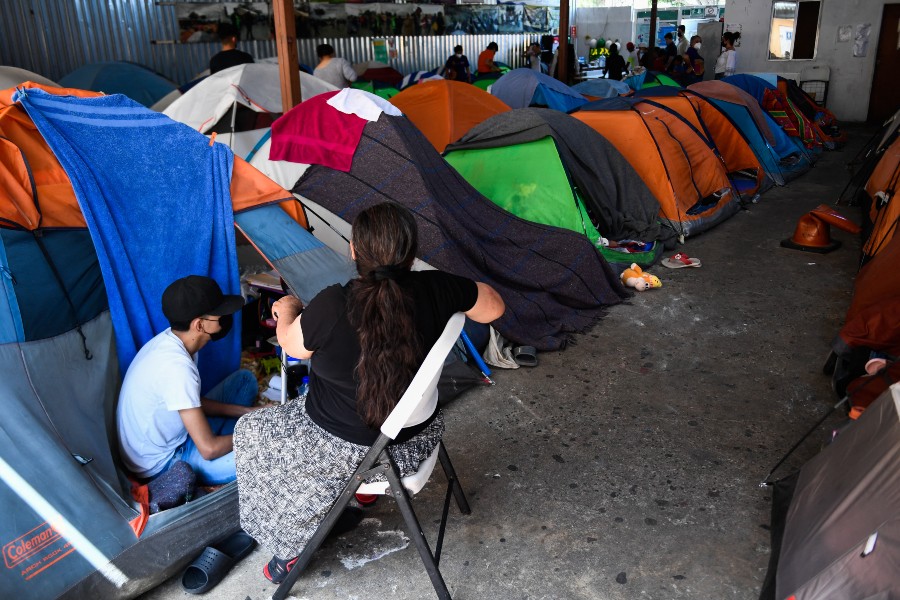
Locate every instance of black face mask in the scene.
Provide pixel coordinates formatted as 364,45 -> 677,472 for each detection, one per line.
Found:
208,314 -> 233,341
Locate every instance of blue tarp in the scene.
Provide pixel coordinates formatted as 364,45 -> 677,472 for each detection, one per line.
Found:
16,89 -> 239,391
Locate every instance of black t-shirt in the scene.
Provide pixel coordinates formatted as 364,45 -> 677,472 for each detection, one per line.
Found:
302,270 -> 479,446
665,42 -> 678,59
444,55 -> 470,82
209,49 -> 254,75
606,54 -> 627,80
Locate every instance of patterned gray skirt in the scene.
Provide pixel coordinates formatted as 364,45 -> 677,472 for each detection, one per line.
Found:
233,398 -> 444,559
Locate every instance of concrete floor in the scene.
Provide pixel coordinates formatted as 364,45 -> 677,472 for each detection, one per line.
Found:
140,126 -> 870,600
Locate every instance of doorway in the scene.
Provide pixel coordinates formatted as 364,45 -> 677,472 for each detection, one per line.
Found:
868,3 -> 900,123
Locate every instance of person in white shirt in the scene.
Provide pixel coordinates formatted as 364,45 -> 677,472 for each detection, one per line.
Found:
715,31 -> 740,79
117,275 -> 259,485
676,25 -> 689,56
313,43 -> 358,89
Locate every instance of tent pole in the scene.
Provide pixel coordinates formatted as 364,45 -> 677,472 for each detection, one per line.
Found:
760,397 -> 847,487
229,100 -> 236,150
649,0 -> 658,50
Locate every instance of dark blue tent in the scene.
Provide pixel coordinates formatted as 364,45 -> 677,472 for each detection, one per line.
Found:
60,61 -> 178,108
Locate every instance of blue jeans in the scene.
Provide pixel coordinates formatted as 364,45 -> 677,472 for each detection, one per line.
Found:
179,369 -> 258,485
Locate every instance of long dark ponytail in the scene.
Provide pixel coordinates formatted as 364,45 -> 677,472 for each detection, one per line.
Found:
348,203 -> 421,428
722,31 -> 740,47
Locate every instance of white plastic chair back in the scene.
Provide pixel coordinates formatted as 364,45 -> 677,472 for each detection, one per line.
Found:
358,312 -> 464,497
379,313 -> 465,440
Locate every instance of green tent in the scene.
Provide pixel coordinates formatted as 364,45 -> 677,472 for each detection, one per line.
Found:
641,72 -> 682,89
445,136 -> 602,244
351,80 -> 400,100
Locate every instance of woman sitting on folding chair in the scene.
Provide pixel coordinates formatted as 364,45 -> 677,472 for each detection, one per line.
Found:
233,202 -> 505,584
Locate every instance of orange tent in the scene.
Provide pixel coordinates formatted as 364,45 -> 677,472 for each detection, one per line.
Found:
572,98 -> 739,238
0,83 -> 306,230
390,79 -> 510,153
632,92 -> 767,198
862,135 -> 900,260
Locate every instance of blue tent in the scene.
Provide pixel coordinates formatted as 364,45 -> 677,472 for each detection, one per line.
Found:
490,68 -> 587,112
571,78 -> 631,99
59,61 -> 178,108
709,96 -> 811,184
721,73 -> 773,105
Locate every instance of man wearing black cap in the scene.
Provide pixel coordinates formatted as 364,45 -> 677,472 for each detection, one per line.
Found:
117,275 -> 258,485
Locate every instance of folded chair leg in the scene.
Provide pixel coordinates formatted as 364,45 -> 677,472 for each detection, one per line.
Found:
438,444 -> 471,515
385,458 -> 452,600
272,463 -> 386,600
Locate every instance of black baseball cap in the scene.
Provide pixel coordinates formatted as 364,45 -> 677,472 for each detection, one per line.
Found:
162,275 -> 243,324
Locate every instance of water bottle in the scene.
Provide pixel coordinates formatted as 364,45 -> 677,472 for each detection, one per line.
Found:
297,376 -> 310,399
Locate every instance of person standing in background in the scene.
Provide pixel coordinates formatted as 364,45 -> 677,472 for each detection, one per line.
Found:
662,32 -> 678,72
714,31 -> 740,79
313,44 -> 358,88
624,41 -> 638,73
676,25 -> 689,56
604,43 -> 626,81
444,45 -> 471,82
526,42 -> 543,72
209,23 -> 254,74
401,13 -> 415,36
684,35 -> 704,84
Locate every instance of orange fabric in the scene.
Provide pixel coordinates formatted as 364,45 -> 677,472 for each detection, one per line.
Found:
688,81 -> 779,146
846,361 -> 900,419
390,80 -> 510,153
573,108 -> 731,229
230,156 -> 305,226
0,104 -> 85,229
863,137 -> 900,258
0,82 -> 100,107
128,479 -> 150,537
841,223 -> 900,355
643,95 -> 763,193
0,84 -> 303,230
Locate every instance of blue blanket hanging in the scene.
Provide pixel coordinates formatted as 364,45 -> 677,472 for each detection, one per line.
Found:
16,89 -> 240,392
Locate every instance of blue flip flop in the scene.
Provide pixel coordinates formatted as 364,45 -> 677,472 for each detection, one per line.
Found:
181,530 -> 256,594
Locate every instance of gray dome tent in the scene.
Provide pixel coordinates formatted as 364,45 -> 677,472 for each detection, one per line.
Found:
279,92 -> 629,351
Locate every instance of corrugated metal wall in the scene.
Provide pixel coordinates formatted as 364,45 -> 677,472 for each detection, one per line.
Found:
0,0 -> 532,85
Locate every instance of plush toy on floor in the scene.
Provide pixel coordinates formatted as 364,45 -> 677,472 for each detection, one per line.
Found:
621,263 -> 662,291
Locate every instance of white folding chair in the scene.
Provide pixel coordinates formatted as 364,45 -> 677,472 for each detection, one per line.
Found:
273,313 -> 470,600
